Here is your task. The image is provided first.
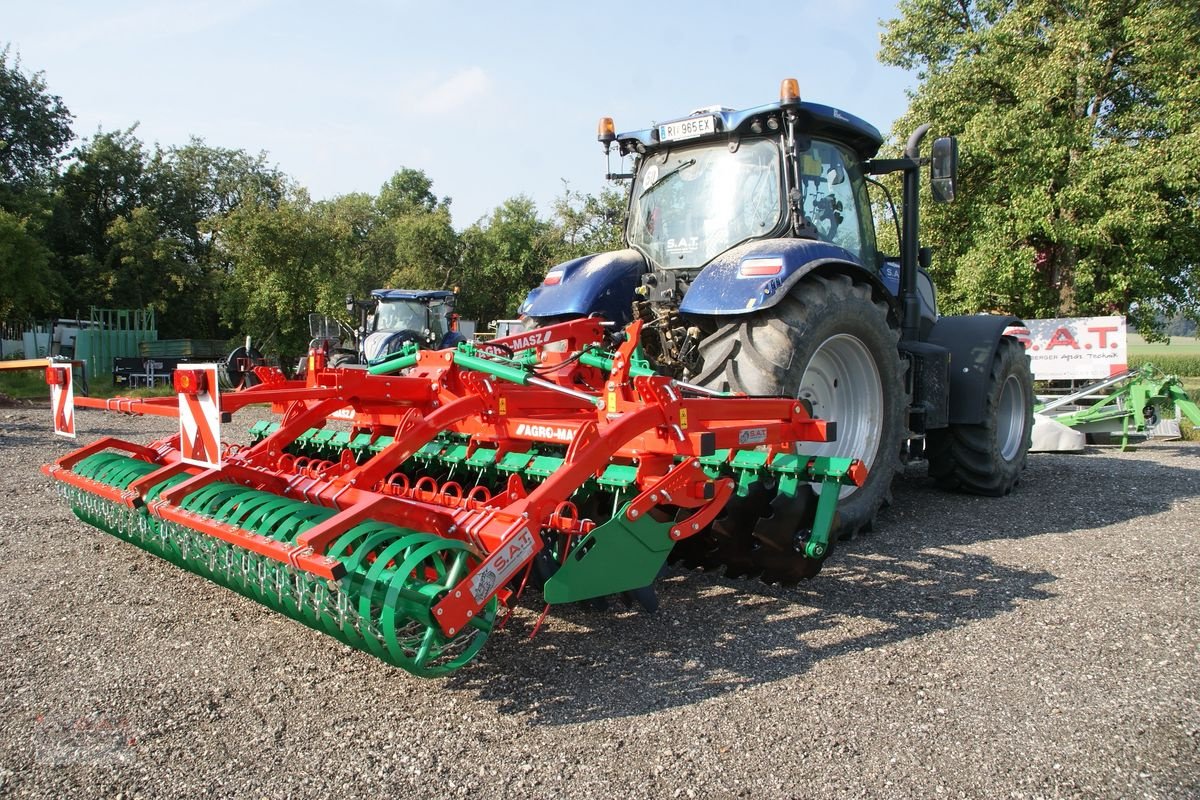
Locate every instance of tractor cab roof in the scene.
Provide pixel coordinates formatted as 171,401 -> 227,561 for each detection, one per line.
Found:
612,99 -> 884,161
370,289 -> 456,303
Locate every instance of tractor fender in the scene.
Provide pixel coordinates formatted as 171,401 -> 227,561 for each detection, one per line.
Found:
518,249 -> 648,325
679,239 -> 894,316
927,314 -> 1024,425
362,329 -> 423,363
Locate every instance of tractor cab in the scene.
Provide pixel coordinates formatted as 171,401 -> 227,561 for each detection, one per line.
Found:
357,289 -> 463,364
624,121 -> 874,274
605,83 -> 886,278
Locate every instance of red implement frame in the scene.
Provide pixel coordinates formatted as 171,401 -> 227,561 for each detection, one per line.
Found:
44,319 -> 862,636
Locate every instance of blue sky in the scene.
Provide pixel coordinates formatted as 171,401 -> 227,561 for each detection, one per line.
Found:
6,0 -> 916,228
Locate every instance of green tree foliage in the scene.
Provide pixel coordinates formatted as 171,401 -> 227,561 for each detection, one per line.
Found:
370,170 -> 461,294
387,205 -> 460,289
212,169 -> 460,354
318,191 -> 389,307
457,196 -> 559,324
551,182 -> 627,261
218,189 -> 341,354
0,47 -> 71,319
43,128 -> 289,336
150,139 -> 287,261
0,209 -> 52,319
105,206 -> 188,314
46,128 -> 148,317
879,0 -> 1200,332
147,140 -> 288,336
0,46 -> 72,202
377,168 -> 444,217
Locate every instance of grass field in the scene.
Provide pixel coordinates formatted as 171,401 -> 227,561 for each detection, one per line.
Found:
1128,333 -> 1200,355
0,368 -> 173,401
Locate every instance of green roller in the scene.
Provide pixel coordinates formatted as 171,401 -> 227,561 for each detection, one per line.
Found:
59,453 -> 497,677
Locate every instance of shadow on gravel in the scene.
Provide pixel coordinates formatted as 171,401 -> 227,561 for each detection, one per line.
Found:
895,448 -> 1200,544
451,446 -> 1200,725
450,546 -> 1056,725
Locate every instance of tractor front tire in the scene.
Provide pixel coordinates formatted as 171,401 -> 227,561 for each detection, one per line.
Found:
927,336 -> 1033,496
694,272 -> 906,536
328,350 -> 359,368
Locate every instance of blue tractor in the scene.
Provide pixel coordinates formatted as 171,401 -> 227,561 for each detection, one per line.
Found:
322,289 -> 466,367
520,79 -> 1034,579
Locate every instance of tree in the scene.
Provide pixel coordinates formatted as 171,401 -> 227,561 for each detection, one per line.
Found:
217,189 -> 341,355
371,169 -> 460,292
879,0 -> 1200,334
387,205 -> 460,289
105,205 -> 189,318
43,130 -> 290,337
0,209 -> 53,319
149,138 -> 287,261
46,128 -> 148,317
213,168 -> 464,354
0,47 -> 71,320
147,139 -> 288,336
550,181 -> 627,262
457,196 -> 558,324
377,168 -> 444,218
0,46 -> 72,202
317,191 -> 391,307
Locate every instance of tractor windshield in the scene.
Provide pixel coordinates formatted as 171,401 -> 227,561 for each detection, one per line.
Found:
373,301 -> 428,334
627,138 -> 783,270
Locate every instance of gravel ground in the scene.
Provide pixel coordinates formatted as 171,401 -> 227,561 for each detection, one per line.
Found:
0,405 -> 1197,799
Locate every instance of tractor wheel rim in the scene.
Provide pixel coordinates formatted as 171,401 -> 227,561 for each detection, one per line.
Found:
796,333 -> 883,498
997,373 -> 1026,462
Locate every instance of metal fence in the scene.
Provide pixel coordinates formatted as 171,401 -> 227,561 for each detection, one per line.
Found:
0,318 -> 51,360
74,308 -> 158,378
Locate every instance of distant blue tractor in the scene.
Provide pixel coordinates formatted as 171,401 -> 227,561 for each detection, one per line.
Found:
319,289 -> 465,367
519,79 -> 1034,580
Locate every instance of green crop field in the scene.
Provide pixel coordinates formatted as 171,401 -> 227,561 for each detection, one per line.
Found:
1128,334 -> 1200,378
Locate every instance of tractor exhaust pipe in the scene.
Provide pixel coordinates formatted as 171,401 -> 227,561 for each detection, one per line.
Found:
900,124 -> 932,343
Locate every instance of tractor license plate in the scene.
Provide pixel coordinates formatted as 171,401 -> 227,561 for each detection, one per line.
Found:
659,115 -> 715,142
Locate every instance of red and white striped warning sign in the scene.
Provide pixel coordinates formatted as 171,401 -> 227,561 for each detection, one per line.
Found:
176,364 -> 222,468
48,362 -> 75,438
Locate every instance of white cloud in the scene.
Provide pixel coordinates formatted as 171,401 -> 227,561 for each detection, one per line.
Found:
412,67 -> 493,115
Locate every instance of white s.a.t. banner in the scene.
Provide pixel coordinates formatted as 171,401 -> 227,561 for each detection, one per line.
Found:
1004,316 -> 1127,380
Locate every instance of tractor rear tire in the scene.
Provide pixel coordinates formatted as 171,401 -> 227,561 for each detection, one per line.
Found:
693,272 -> 906,537
927,336 -> 1032,496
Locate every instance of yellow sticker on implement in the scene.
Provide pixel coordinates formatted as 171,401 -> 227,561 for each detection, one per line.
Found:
679,407 -> 688,429
498,397 -> 507,415
607,392 -> 617,413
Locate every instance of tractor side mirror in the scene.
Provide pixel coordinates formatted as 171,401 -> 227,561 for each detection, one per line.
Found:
930,136 -> 958,204
345,294 -> 356,315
